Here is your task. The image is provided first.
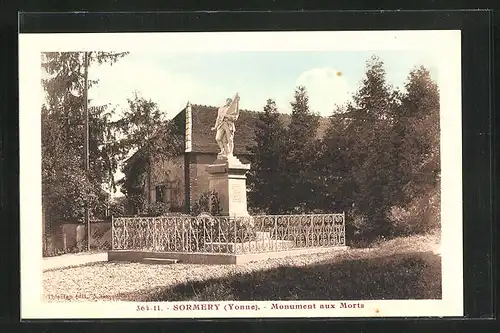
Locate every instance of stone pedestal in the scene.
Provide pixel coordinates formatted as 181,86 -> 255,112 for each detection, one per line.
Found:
206,154 -> 251,217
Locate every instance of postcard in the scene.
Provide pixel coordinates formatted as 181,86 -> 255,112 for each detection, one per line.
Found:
19,29 -> 462,319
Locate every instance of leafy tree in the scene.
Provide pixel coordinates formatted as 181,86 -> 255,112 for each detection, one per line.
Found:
398,66 -> 440,198
114,93 -> 184,211
320,56 -> 440,240
382,66 -> 440,236
113,92 -> 183,160
41,51 -> 128,222
319,56 -> 400,237
247,99 -> 287,214
42,105 -> 98,221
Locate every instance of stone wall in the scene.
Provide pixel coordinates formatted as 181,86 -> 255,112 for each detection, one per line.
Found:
43,222 -> 112,256
189,153 -> 217,206
149,155 -> 185,211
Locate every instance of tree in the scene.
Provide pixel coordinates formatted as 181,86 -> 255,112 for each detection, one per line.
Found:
41,51 -> 128,222
320,57 -> 440,240
114,93 -> 184,211
349,56 -> 400,235
42,105 -> 99,221
316,104 -> 359,213
283,86 -> 321,213
107,196 -> 128,218
320,56 -> 400,237
247,99 -> 287,214
397,66 -> 440,200
113,92 -> 182,159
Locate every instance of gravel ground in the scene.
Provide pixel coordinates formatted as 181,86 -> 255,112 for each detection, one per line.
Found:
43,251 -> 344,302
43,232 -> 440,302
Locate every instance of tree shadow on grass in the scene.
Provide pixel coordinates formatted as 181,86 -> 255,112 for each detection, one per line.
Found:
115,251 -> 441,301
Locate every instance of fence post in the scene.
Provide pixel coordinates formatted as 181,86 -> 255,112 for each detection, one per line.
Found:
274,216 -> 278,251
174,217 -> 178,251
225,216 -> 230,253
327,215 -> 331,246
153,217 -> 157,251
185,217 -> 189,252
182,218 -> 185,251
342,211 -> 346,246
63,232 -> 67,252
311,215 -> 315,247
202,216 -> 205,253
218,217 -> 221,252
111,216 -> 114,250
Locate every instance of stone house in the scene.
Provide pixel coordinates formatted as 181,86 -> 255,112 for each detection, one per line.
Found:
123,102 -> 330,214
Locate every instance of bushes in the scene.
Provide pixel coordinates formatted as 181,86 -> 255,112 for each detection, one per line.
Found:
345,185 -> 440,246
191,191 -> 222,216
145,202 -> 170,217
190,191 -> 256,244
388,187 -> 440,237
107,197 -> 127,218
128,193 -> 146,215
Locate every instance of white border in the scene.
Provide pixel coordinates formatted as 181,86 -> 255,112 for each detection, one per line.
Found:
19,30 -> 463,319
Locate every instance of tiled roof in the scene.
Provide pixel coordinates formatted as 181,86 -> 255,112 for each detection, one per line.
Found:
187,104 -> 329,154
189,105 -> 256,154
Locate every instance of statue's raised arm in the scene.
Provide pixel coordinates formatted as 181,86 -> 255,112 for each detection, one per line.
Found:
212,93 -> 240,159
225,93 -> 240,121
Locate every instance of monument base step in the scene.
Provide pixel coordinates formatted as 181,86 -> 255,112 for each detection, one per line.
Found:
204,239 -> 295,253
142,257 -> 179,265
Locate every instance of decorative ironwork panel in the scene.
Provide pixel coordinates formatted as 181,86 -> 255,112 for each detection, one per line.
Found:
111,213 -> 346,253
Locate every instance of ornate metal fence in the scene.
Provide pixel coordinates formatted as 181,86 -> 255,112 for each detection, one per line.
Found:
112,213 -> 345,254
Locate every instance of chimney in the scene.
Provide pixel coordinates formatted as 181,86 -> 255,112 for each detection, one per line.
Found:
185,101 -> 192,152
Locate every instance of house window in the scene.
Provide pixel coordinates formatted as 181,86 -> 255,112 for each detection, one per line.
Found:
156,185 -> 166,203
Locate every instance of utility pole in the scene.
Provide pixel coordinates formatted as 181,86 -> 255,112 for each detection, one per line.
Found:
83,51 -> 90,251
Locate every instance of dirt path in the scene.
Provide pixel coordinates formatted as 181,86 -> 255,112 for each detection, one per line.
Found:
43,252 -> 108,271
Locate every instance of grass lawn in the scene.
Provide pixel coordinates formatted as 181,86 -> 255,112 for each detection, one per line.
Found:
146,251 -> 440,301
43,231 -> 441,302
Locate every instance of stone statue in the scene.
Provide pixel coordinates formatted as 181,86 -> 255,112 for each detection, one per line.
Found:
211,93 -> 240,159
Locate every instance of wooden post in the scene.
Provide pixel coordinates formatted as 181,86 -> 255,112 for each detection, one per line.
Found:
83,52 -> 90,251
111,216 -> 114,250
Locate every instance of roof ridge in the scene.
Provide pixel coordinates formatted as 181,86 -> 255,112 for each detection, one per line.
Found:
190,104 -> 259,113
185,103 -> 331,119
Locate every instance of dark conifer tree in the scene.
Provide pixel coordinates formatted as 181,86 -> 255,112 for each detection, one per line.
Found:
247,99 -> 287,214
284,86 -> 320,213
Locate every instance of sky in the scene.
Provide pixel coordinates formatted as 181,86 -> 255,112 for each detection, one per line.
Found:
88,50 -> 439,119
